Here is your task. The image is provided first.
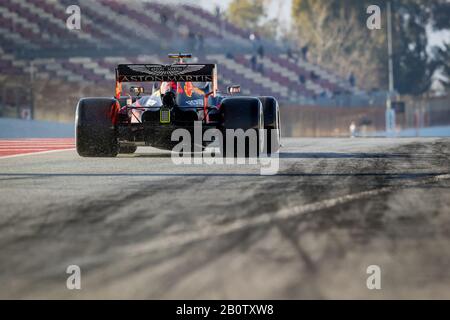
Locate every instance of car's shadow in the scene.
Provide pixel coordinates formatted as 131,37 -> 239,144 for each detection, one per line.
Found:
121,152 -> 173,158
125,152 -> 415,159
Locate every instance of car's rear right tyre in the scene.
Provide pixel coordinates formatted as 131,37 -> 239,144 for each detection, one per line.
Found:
259,96 -> 281,155
219,97 -> 264,158
75,98 -> 119,157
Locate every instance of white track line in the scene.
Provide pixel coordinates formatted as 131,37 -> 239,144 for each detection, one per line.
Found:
0,148 -> 75,159
122,173 -> 450,256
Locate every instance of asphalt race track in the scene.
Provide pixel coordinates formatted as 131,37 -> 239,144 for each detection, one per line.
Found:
0,138 -> 449,299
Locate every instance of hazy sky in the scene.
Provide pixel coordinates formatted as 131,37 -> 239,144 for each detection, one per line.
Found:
197,0 -> 292,28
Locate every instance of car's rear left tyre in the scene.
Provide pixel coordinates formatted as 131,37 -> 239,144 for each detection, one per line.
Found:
75,98 -> 119,157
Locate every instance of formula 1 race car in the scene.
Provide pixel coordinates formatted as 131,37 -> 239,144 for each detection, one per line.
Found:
75,53 -> 280,157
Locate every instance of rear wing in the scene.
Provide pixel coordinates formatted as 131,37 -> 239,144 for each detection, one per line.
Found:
115,63 -> 217,98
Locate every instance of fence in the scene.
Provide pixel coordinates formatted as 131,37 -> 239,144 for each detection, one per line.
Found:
281,94 -> 450,137
401,95 -> 450,129
1,76 -> 449,137
280,104 -> 385,137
